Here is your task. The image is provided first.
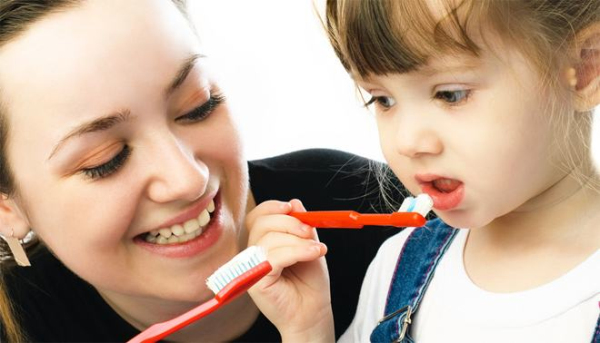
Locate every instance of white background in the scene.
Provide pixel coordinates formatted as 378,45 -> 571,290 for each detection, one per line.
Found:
189,0 -> 384,161
188,1 -> 600,168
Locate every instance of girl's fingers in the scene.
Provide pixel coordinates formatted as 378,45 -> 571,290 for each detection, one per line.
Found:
248,214 -> 313,244
256,241 -> 328,290
254,232 -> 327,267
289,198 -> 320,241
246,199 -> 317,245
266,242 -> 327,270
289,198 -> 306,212
246,200 -> 292,228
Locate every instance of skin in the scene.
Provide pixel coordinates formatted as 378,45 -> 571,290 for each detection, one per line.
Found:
357,33 -> 600,293
0,0 -> 331,341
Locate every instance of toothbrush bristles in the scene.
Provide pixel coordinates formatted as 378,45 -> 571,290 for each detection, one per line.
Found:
398,194 -> 433,218
206,246 -> 267,294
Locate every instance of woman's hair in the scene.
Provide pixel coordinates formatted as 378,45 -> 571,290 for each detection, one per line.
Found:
324,0 -> 600,202
0,1 -> 189,341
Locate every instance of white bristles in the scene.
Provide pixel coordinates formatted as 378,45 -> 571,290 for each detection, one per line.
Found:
398,193 -> 433,217
206,246 -> 268,294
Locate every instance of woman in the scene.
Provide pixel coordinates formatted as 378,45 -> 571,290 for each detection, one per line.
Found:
0,0 -> 402,341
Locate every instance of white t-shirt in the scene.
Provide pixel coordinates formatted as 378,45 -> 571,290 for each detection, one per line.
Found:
339,228 -> 600,343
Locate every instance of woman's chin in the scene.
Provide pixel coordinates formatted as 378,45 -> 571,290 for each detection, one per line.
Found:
151,287 -> 215,305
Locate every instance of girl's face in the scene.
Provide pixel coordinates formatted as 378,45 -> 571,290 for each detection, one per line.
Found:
358,42 -> 574,229
0,0 -> 248,303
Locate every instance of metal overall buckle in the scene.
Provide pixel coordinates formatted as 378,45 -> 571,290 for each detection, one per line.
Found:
378,305 -> 413,343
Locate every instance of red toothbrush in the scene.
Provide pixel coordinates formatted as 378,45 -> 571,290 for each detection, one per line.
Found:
289,211 -> 426,228
128,246 -> 271,343
289,194 -> 433,229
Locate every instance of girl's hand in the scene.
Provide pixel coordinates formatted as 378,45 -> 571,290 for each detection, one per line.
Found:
245,199 -> 334,343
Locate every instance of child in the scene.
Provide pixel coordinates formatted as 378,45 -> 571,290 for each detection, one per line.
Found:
319,0 -> 600,341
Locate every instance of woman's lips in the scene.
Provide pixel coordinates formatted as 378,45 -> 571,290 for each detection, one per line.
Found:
134,193 -> 223,258
135,215 -> 223,258
416,175 -> 464,211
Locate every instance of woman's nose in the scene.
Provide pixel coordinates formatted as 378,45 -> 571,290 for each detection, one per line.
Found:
144,137 -> 208,204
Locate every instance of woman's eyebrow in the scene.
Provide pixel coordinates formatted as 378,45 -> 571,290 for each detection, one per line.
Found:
48,110 -> 131,160
165,53 -> 205,97
48,53 -> 207,161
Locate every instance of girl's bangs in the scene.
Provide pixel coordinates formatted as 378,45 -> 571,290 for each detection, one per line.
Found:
327,0 -> 483,78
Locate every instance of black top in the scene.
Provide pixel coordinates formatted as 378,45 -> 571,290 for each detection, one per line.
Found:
1,149 -> 404,342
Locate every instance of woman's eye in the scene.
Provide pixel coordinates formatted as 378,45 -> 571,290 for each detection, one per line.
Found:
364,96 -> 396,109
81,145 -> 131,180
433,89 -> 471,105
176,93 -> 226,123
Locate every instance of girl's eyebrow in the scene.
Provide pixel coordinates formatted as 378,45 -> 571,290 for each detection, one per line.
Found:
418,58 -> 482,77
352,57 -> 482,83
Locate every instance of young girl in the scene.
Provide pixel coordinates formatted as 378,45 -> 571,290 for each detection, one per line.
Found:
320,0 -> 600,341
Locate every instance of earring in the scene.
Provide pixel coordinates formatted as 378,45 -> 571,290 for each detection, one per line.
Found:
567,67 -> 578,88
0,229 -> 31,267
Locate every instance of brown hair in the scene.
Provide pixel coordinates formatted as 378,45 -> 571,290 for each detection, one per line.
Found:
325,0 -> 600,82
325,0 -> 600,198
0,1 -> 189,341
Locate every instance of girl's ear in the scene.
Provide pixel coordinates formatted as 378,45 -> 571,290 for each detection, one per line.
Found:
572,22 -> 600,112
0,194 -> 30,240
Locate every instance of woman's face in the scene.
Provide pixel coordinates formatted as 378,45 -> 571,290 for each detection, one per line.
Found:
0,0 -> 248,303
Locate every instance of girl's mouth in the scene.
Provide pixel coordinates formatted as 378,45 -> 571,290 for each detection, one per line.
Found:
416,175 -> 465,211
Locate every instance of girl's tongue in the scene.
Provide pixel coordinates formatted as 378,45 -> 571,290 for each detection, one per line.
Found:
421,177 -> 465,211
433,178 -> 462,193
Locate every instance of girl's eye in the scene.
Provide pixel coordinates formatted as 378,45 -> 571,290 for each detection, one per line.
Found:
81,145 -> 131,180
176,93 -> 226,123
433,89 -> 471,105
364,96 -> 396,109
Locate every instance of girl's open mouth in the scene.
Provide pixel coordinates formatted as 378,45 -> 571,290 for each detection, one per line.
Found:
416,175 -> 465,211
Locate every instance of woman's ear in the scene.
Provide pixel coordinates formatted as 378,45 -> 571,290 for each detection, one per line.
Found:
0,194 -> 30,240
572,22 -> 600,112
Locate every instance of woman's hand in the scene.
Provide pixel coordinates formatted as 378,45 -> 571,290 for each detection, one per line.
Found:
245,199 -> 334,343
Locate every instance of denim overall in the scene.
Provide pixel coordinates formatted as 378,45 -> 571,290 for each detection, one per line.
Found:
369,219 -> 600,343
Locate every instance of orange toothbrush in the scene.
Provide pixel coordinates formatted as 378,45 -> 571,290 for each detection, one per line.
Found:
128,246 -> 271,343
289,211 -> 426,228
289,194 -> 434,229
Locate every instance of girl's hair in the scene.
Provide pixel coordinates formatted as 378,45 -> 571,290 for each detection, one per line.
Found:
0,1 -> 189,341
325,0 -> 600,84
325,0 -> 600,205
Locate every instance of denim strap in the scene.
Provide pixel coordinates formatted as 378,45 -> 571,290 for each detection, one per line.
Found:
593,313 -> 600,343
370,219 -> 458,343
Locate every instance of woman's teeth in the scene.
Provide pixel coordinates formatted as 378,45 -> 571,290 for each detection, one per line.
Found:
144,200 -> 216,245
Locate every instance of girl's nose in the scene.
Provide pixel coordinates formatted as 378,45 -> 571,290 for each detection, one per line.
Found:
392,114 -> 443,159
145,137 -> 208,204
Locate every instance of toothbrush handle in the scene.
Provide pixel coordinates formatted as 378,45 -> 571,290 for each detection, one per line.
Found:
215,261 -> 272,302
289,211 -> 363,228
359,212 -> 426,227
127,298 -> 220,343
289,211 -> 426,228
127,262 -> 273,343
